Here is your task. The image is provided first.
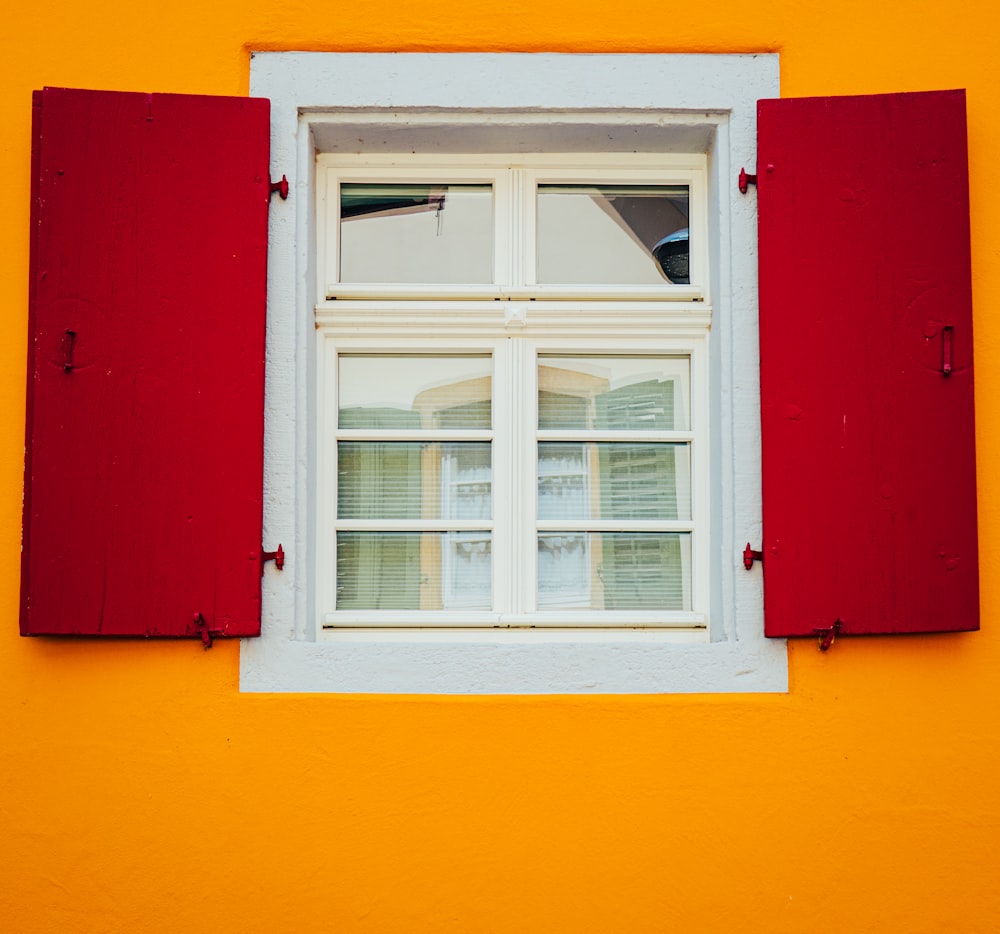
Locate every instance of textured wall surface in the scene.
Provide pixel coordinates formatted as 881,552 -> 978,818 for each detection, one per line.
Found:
2,2 -> 998,931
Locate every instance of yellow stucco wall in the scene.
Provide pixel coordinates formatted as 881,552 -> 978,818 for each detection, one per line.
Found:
2,2 -> 999,932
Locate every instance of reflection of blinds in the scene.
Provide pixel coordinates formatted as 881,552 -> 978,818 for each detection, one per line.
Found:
336,406 -> 422,610
337,532 -> 421,609
338,406 -> 421,430
435,399 -> 491,429
601,534 -> 684,610
338,442 -> 423,519
538,391 -> 589,430
595,381 -> 682,609
600,445 -> 678,520
596,379 -> 674,430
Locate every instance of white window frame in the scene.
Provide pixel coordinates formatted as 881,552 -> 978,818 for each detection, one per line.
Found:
245,52 -> 788,693
318,155 -> 710,631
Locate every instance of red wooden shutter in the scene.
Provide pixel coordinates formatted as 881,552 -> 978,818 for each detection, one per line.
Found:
22,88 -> 271,638
757,89 -> 978,638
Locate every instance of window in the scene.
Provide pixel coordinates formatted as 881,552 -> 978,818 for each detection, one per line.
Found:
317,158 -> 709,630
22,65 -> 975,679
244,52 -> 789,692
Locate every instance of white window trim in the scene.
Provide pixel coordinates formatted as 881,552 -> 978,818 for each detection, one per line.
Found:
318,155 -> 710,631
245,52 -> 787,693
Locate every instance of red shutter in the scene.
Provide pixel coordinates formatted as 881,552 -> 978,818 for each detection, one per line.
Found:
757,89 -> 978,638
21,88 -> 271,639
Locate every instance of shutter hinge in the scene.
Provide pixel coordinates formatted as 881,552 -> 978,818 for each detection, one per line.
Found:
259,543 -> 285,576
193,612 -> 222,650
743,542 -> 763,570
814,618 -> 843,652
269,174 -> 289,201
738,164 -> 774,193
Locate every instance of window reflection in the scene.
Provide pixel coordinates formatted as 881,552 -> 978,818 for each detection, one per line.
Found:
536,355 -> 692,610
337,355 -> 494,611
536,185 -> 689,285
340,183 -> 494,284
335,353 -> 693,613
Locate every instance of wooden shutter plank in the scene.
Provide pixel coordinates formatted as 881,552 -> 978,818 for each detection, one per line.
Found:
757,89 -> 978,637
22,88 -> 271,637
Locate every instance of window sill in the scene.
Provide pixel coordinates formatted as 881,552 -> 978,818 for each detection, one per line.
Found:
241,624 -> 787,694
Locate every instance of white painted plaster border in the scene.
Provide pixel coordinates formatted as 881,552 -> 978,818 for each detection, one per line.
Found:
243,52 -> 787,693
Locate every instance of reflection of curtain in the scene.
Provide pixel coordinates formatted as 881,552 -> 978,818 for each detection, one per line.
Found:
337,407 -> 422,609
441,439 -> 492,608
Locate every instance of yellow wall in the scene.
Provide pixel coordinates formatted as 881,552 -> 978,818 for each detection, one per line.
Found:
2,3 -> 999,932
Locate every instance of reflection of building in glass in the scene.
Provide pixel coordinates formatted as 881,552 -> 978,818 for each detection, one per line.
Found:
537,364 -> 685,610
414,375 -> 492,610
336,358 -> 688,612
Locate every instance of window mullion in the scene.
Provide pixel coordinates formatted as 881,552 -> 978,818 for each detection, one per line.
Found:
508,167 -> 524,291
492,339 -> 513,616
494,337 -> 536,618
519,340 -> 539,615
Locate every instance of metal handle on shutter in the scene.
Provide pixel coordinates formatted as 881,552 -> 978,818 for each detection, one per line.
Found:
942,325 -> 954,377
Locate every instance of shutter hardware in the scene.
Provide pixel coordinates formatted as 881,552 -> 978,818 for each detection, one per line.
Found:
194,547 -> 284,648
738,164 -> 774,193
942,325 -> 953,376
259,543 -> 285,575
743,542 -> 763,570
814,619 -> 842,651
745,544 -> 841,650
62,329 -> 76,372
269,174 -> 289,200
193,612 -> 222,649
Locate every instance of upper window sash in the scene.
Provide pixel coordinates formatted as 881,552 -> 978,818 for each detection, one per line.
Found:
318,155 -> 708,302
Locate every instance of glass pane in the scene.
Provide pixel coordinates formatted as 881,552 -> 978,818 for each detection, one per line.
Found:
337,531 -> 491,610
339,356 -> 492,430
538,356 -> 689,431
537,532 -> 690,610
536,184 -> 689,285
537,442 -> 690,520
340,183 -> 493,284
339,442 -> 491,519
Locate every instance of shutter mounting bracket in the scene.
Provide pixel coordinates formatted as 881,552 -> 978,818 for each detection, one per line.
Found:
739,164 -> 774,193
738,167 -> 757,193
813,618 -> 842,652
269,174 -> 289,200
259,543 -> 285,576
743,542 -> 763,570
193,612 -> 222,650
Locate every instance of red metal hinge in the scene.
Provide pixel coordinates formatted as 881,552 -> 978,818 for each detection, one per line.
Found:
814,618 -> 843,652
743,542 -> 763,570
269,174 -> 289,200
260,543 -> 285,576
738,167 -> 757,194
193,612 -> 223,650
